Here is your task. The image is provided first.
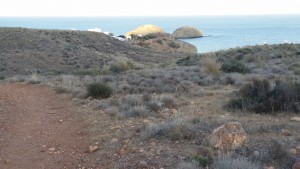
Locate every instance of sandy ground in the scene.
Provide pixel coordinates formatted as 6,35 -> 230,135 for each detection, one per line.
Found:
0,83 -> 98,169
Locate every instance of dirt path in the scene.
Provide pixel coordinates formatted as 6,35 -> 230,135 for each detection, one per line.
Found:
0,83 -> 97,169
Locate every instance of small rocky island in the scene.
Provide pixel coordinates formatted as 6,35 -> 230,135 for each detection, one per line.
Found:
124,24 -> 202,53
172,26 -> 204,39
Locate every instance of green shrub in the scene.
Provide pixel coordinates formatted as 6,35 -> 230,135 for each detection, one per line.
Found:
221,59 -> 250,73
0,76 -> 4,80
87,83 -> 113,99
168,41 -> 180,48
226,79 -> 300,113
176,56 -> 198,66
289,63 -> 300,75
142,33 -> 158,40
109,60 -> 135,73
156,39 -> 163,44
187,155 -> 211,167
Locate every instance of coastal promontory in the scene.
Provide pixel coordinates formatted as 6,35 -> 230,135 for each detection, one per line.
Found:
125,25 -> 164,38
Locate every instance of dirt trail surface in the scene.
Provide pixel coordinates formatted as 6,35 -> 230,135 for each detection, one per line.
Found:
0,83 -> 97,169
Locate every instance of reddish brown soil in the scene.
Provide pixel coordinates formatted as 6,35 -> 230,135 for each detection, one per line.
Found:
0,83 -> 97,169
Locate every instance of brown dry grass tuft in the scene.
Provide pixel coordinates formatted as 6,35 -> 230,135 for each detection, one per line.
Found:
201,53 -> 222,75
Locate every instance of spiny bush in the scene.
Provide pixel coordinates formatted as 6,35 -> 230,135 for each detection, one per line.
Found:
226,79 -> 300,113
221,59 -> 250,74
87,83 -> 113,99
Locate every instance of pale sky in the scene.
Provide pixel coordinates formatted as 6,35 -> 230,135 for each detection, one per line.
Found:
1,0 -> 300,16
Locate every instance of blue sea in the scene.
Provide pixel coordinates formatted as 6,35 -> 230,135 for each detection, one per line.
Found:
1,15 -> 300,53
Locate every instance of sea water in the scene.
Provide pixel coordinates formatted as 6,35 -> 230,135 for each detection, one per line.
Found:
0,15 -> 300,53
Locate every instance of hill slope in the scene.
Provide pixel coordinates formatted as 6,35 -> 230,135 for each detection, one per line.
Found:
0,28 -> 187,76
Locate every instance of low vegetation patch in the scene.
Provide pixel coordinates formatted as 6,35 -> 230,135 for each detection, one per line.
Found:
156,39 -> 163,44
142,118 -> 197,141
201,54 -> 222,75
168,41 -> 180,48
211,154 -> 263,169
289,63 -> 300,75
221,59 -> 250,74
226,79 -> 300,113
87,83 -> 113,99
109,60 -> 135,73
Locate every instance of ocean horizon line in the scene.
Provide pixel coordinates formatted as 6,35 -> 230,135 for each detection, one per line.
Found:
1,14 -> 300,18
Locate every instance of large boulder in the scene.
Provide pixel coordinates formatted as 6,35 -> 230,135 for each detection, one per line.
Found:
125,25 -> 164,38
208,122 -> 247,150
172,26 -> 203,39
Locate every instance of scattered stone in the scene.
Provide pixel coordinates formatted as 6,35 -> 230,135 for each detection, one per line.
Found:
89,146 -> 99,153
48,147 -> 56,151
58,119 -> 64,123
118,149 -> 125,156
143,119 -> 150,124
291,117 -> 300,122
4,159 -> 10,164
290,148 -> 297,156
208,122 -> 247,150
281,129 -> 292,136
139,161 -> 148,168
111,138 -> 118,143
170,109 -> 177,114
254,151 -> 260,157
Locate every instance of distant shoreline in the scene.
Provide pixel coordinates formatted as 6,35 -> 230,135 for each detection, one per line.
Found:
1,15 -> 300,52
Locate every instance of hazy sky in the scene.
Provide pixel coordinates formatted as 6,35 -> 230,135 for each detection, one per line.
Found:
1,0 -> 300,16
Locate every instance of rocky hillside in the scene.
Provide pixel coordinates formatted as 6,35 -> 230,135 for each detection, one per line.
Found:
0,28 -> 187,76
129,33 -> 198,53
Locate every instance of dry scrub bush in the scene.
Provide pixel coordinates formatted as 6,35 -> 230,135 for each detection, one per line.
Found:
226,79 -> 300,113
201,53 -> 222,75
211,154 -> 263,169
142,118 -> 197,141
87,83 -> 113,99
